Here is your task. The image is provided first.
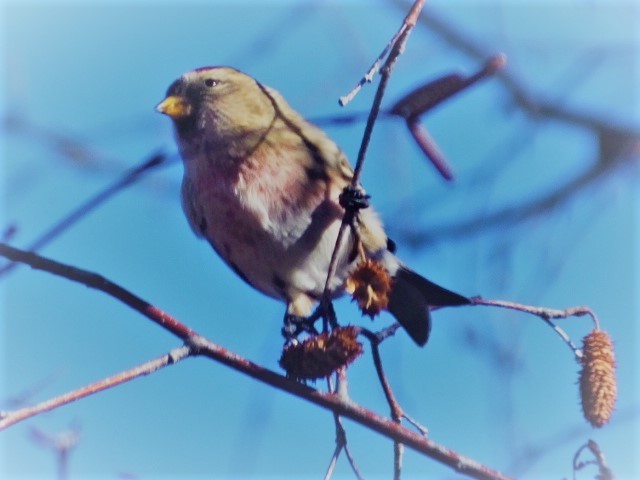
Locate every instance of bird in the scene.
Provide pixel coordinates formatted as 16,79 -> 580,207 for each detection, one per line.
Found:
156,66 -> 469,346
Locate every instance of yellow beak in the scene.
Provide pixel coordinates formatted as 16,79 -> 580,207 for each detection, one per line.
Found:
156,95 -> 192,119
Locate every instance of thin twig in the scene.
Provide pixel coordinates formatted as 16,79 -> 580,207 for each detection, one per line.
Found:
1,244 -> 512,480
4,369 -> 65,408
572,439 -> 614,480
321,0 -> 425,307
320,6 -> 427,467
194,333 -> 514,480
343,441 -> 365,480
396,154 -> 631,246
360,328 -> 406,479
323,442 -> 342,480
339,23 -> 408,107
324,376 -> 344,480
324,371 -> 365,480
320,54 -> 507,181
0,151 -> 171,278
471,297 -> 599,359
334,368 -> 365,480
362,325 -> 430,432
0,346 -> 191,430
374,322 -> 402,342
361,325 -> 429,431
339,0 -> 425,106
0,242 -> 196,340
362,332 -> 403,422
30,425 -> 81,480
402,413 -> 429,437
387,0 -> 640,247
324,408 -> 365,480
394,441 -> 404,480
471,298 -> 600,328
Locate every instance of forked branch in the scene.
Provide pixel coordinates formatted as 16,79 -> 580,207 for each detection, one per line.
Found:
0,243 -> 511,480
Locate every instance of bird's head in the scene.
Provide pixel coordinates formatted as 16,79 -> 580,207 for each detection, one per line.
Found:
156,66 -> 276,139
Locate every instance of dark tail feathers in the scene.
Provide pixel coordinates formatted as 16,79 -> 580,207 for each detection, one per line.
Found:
387,267 -> 469,346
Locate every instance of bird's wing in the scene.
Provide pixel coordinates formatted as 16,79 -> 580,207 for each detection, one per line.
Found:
263,83 -> 388,254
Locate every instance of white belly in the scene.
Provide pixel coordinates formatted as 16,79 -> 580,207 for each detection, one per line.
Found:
181,162 -> 353,304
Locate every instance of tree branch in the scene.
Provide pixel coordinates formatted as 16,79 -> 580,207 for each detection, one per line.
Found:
322,0 -> 424,309
387,0 -> 639,247
471,296 -> 599,359
0,151 -> 171,278
0,346 -> 191,430
0,243 -> 512,480
0,242 -> 195,340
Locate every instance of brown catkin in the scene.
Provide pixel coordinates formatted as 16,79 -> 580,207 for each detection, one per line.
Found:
579,330 -> 617,428
279,326 -> 363,381
344,259 -> 393,318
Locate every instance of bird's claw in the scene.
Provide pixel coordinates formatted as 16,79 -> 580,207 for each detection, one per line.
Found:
282,314 -> 320,344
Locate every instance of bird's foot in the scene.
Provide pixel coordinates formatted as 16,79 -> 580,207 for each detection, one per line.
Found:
281,302 -> 340,345
319,300 -> 338,330
281,313 -> 320,345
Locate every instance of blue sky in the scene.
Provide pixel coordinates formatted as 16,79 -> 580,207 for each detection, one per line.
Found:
1,1 -> 638,479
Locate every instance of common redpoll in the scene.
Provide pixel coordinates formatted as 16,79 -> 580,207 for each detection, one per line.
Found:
156,66 -> 469,345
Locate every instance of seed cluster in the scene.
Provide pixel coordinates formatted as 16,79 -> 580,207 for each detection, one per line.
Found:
579,330 -> 617,428
279,326 -> 363,381
345,259 -> 393,318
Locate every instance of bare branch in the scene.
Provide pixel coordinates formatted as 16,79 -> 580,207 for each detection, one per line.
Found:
360,330 -> 403,423
324,408 -> 365,480
362,328 -> 406,479
338,21 -> 408,107
332,369 -> 366,480
0,243 -> 512,480
394,441 -> 404,480
0,151 -> 171,278
322,0 -> 425,307
395,148 -> 636,246
339,0 -> 425,106
29,424 -> 81,480
4,369 -> 65,408
1,346 -> 191,430
387,0 -> 640,246
323,442 -> 342,480
572,439 -> 614,480
471,297 -> 599,359
0,242 -> 196,340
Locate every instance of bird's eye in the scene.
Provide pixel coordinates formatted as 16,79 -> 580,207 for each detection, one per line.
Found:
204,78 -> 218,88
